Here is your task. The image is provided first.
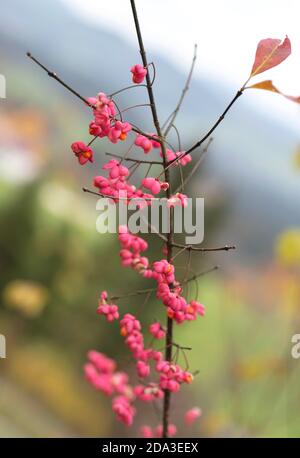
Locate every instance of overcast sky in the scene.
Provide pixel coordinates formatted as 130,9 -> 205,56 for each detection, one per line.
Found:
63,0 -> 299,132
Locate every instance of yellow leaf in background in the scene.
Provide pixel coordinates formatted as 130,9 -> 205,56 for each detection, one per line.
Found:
293,147 -> 300,170
248,80 -> 300,104
232,357 -> 286,381
3,280 -> 48,317
201,411 -> 228,436
275,230 -> 300,267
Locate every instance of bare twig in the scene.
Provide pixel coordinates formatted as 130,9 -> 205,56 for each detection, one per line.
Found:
109,84 -> 148,97
175,138 -> 213,192
105,153 -> 163,165
172,242 -> 236,252
111,265 -> 219,301
82,187 -> 158,202
26,52 -> 95,108
164,44 -> 198,136
27,52 -> 162,143
168,89 -> 243,168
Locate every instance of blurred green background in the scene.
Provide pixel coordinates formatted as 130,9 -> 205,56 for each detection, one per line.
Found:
0,0 -> 300,438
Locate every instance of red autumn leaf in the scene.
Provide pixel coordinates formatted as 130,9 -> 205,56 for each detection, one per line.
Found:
250,36 -> 291,77
248,80 -> 300,104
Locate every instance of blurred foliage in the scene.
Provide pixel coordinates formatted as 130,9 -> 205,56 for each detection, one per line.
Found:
0,173 -> 299,437
0,57 -> 299,436
276,229 -> 300,267
293,146 -> 300,170
3,280 -> 48,317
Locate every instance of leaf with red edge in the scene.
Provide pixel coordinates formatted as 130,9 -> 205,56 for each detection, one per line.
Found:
248,80 -> 300,104
250,37 -> 291,77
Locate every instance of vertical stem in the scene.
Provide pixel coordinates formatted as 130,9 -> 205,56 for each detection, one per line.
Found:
129,0 -> 174,438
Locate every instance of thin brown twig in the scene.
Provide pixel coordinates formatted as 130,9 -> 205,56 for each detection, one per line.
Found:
167,89 -> 243,169
109,84 -> 148,97
110,265 -> 219,301
172,242 -> 236,252
105,152 -> 163,165
26,52 -> 95,108
175,137 -> 213,193
148,62 -> 156,86
26,51 -> 161,143
183,247 -> 192,283
119,103 -> 152,114
164,44 -> 197,136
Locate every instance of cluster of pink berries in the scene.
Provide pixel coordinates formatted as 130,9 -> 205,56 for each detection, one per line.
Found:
93,159 -> 151,204
119,225 -> 150,273
140,408 -> 201,437
71,141 -> 94,165
93,158 -> 187,206
71,91 -> 133,165
75,63 -> 201,436
84,310 -> 200,429
84,350 -> 136,425
141,424 -> 177,438
163,149 -> 192,167
84,319 -> 201,430
88,92 -> 132,144
83,223 -> 205,432
118,226 -> 205,324
84,220 -> 204,433
156,360 -> 193,392
130,64 -> 147,84
134,133 -> 160,154
97,291 -> 119,322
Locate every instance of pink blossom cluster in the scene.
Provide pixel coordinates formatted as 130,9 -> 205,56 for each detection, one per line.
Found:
93,158 -> 188,207
120,313 -> 163,383
93,160 -> 159,205
130,64 -> 147,84
167,192 -> 189,208
185,407 -> 202,425
71,141 -> 94,165
141,424 -> 177,438
88,92 -> 132,144
112,396 -> 136,427
117,230 -> 206,325
163,149 -> 192,167
84,347 -> 202,431
71,92 -> 133,165
153,263 -> 205,323
75,61 -> 204,437
152,262 -> 205,323
85,292 -> 203,432
149,322 -> 166,339
156,360 -> 193,392
140,407 -> 201,437
84,350 -> 136,426
135,133 -> 160,154
118,225 -> 150,273
97,291 -> 119,322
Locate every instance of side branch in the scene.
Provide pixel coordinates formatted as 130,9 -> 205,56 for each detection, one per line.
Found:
165,89 -> 243,171
105,152 -> 164,165
172,242 -> 236,252
164,44 -> 198,136
27,52 -> 95,108
26,52 -> 162,143
110,265 -> 219,301
185,89 -> 243,156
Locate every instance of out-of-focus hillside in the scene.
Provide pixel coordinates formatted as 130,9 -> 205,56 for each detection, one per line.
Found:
1,0 -> 299,262
0,0 -> 299,439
